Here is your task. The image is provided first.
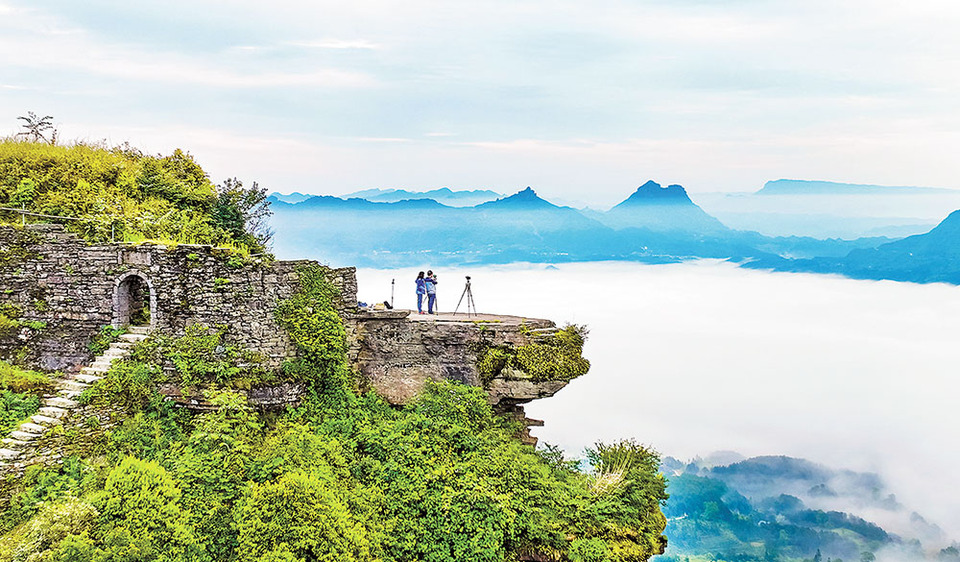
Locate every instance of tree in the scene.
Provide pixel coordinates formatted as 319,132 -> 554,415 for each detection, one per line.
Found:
95,456 -> 200,561
236,471 -> 372,562
16,111 -> 57,143
213,177 -> 273,252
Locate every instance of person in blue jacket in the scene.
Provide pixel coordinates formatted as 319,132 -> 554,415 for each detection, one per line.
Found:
415,271 -> 426,314
424,270 -> 438,314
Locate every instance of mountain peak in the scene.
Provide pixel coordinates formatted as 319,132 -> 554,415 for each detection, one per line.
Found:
613,180 -> 694,208
477,187 -> 557,209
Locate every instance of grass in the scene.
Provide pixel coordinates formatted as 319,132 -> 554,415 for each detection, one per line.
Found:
0,360 -> 52,393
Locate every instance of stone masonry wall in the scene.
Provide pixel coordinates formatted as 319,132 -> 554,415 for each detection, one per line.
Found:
0,223 -> 356,373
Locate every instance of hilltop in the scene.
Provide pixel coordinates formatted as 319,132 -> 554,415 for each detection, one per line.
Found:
0,140 -> 669,562
0,139 -> 272,254
599,180 -> 730,234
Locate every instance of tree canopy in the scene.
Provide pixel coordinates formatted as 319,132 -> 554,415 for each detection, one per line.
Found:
0,139 -> 272,254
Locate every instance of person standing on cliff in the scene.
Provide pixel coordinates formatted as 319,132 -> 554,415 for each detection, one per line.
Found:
415,271 -> 426,314
424,270 -> 438,314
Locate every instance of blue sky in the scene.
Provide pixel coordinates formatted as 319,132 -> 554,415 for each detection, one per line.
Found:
2,1 -> 960,205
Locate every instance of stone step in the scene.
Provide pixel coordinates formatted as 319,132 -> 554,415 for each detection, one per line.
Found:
58,380 -> 88,391
30,414 -> 62,425
110,340 -> 135,348
38,406 -> 68,418
80,367 -> 108,375
2,438 -> 30,449
100,349 -> 129,358
57,389 -> 84,399
118,333 -> 148,342
75,373 -> 103,384
0,449 -> 20,460
44,397 -> 78,409
9,430 -> 38,442
19,422 -> 47,434
127,326 -> 151,335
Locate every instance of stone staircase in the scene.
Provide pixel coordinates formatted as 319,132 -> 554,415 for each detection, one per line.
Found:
0,326 -> 151,468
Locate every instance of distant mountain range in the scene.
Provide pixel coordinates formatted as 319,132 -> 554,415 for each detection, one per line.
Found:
757,179 -> 951,196
345,187 -> 502,206
658,454 -> 952,562
269,191 -> 314,204
745,210 -> 960,284
271,187 -> 502,207
267,181 -> 960,285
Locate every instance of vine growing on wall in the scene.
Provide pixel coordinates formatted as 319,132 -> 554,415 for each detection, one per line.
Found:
274,264 -> 351,390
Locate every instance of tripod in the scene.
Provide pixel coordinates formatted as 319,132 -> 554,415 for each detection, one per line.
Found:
454,276 -> 477,317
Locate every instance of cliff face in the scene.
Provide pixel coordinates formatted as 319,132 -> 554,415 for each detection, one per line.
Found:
347,312 -> 570,407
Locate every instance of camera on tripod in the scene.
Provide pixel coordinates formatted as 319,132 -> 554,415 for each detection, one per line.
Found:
455,275 -> 476,316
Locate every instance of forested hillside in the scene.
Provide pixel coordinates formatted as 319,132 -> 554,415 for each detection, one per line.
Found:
0,139 -> 671,562
0,139 -> 271,253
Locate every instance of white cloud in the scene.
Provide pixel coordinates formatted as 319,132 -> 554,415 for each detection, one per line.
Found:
356,261 -> 960,541
0,6 -> 378,90
5,1 -> 960,200
287,39 -> 382,50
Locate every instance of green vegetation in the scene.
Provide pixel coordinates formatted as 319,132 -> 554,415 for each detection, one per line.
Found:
477,324 -> 591,383
89,324 -> 269,407
0,360 -> 51,437
0,305 -> 28,339
657,472 -> 898,562
273,263 -> 350,390
88,325 -> 126,356
0,139 -> 272,254
0,267 -> 668,562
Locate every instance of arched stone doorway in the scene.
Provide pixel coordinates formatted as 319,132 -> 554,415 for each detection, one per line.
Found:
113,271 -> 155,328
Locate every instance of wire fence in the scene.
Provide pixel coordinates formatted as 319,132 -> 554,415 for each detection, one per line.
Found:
0,205 -> 268,257
0,205 -> 123,241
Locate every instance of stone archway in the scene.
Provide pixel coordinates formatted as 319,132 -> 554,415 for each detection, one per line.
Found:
113,271 -> 156,328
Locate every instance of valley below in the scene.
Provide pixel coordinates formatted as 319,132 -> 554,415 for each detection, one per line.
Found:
356,261 -> 960,559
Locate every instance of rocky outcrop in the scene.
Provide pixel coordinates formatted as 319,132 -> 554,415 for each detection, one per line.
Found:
347,312 -> 568,406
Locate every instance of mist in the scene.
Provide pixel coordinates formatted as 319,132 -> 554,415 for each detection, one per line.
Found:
356,261 -> 960,542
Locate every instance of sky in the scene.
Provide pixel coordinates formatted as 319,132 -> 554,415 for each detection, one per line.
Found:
358,262 -> 960,543
2,1 -> 960,206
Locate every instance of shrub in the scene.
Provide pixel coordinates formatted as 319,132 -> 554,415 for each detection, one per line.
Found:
0,497 -> 98,561
88,325 -> 126,356
475,324 -> 591,383
0,390 -> 40,436
89,359 -> 163,413
236,471 -> 372,562
94,457 -> 200,561
0,139 -> 271,254
0,360 -> 52,392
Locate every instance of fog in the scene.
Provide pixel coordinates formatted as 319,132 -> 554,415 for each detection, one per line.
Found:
356,261 -> 960,541
695,191 -> 960,238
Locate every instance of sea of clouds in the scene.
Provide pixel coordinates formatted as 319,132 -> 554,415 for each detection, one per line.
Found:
356,261 -> 960,545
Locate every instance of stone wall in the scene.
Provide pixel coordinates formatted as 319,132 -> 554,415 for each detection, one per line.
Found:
0,224 -> 356,372
0,223 -> 576,434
